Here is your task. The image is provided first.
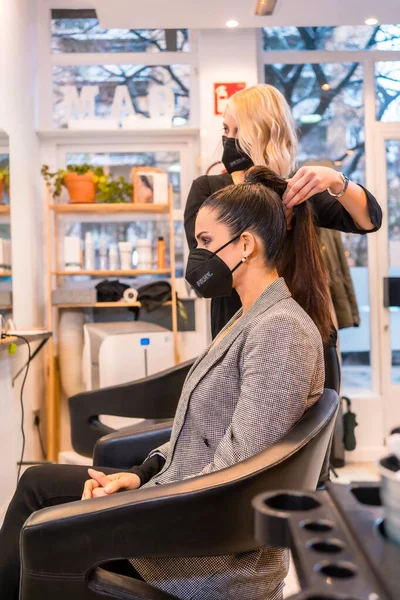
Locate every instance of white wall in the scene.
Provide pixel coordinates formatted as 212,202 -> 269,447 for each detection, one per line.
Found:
196,28 -> 259,173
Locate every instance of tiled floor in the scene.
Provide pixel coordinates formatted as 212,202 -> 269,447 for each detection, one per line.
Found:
283,462 -> 380,598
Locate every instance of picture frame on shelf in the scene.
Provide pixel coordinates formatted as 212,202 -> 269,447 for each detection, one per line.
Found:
131,167 -> 168,205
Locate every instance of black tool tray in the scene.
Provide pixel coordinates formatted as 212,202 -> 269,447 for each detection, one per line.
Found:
253,481 -> 400,600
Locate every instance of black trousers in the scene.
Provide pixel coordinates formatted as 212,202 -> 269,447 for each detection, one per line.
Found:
0,464 -> 144,599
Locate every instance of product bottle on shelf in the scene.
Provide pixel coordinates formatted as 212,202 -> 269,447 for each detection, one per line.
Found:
157,236 -> 166,269
64,236 -> 82,271
109,244 -> 118,271
99,237 -> 108,270
84,232 -> 95,271
136,239 -> 152,271
119,241 -> 133,270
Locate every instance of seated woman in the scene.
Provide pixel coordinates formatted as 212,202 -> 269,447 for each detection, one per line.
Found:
0,166 -> 332,600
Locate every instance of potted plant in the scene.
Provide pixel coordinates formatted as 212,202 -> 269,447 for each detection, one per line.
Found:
0,167 -> 10,205
41,164 -> 105,204
96,175 -> 133,204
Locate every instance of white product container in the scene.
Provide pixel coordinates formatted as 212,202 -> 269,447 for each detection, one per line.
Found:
64,236 -> 81,271
84,232 -> 95,271
136,239 -> 152,270
109,244 -> 118,271
99,237 -> 108,270
118,241 -> 133,271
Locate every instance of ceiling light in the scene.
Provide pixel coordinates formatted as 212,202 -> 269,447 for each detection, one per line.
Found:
300,114 -> 322,124
365,17 -> 379,25
321,83 -> 331,91
255,0 -> 278,16
226,19 -> 239,28
334,160 -> 342,166
346,149 -> 355,155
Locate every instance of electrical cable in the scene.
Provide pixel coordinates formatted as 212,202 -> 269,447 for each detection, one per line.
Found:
1,333 -> 32,484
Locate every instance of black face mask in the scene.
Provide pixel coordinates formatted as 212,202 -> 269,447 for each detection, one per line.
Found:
221,136 -> 254,174
185,234 -> 243,298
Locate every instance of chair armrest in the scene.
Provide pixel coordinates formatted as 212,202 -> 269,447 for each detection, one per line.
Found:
69,359 -> 194,457
93,420 -> 173,468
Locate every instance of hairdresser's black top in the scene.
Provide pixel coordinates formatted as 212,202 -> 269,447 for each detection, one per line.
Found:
184,173 -> 382,340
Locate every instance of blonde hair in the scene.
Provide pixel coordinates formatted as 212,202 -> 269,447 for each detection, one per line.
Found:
228,84 -> 298,178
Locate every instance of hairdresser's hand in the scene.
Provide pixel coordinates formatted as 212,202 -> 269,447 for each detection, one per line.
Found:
81,468 -> 140,499
283,166 -> 343,209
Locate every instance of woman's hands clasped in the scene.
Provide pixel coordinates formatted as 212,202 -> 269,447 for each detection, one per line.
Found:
82,468 -> 141,500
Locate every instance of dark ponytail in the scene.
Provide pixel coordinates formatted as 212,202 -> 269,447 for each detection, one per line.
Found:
204,166 -> 332,344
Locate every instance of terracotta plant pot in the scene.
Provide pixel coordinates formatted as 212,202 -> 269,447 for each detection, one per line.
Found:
64,172 -> 96,204
0,179 -> 5,205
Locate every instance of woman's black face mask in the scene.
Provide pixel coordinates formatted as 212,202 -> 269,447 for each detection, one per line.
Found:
221,136 -> 254,174
185,234 -> 243,298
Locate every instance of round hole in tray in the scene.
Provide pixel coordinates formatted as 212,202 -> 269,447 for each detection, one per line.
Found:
316,560 -> 358,579
264,492 -> 320,512
301,519 -> 334,533
307,538 -> 345,554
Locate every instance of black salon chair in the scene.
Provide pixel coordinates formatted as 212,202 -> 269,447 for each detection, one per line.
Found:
69,359 -> 195,458
21,388 -> 339,600
69,345 -> 340,462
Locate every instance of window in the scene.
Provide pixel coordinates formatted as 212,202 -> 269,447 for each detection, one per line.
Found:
263,25 -> 400,52
52,64 -> 191,128
264,59 -> 372,389
376,61 -> 400,121
51,11 -> 189,53
264,62 -> 364,179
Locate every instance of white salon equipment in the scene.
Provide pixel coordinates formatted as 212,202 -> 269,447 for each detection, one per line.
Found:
83,321 -> 174,390
82,321 -> 174,429
118,241 -> 132,270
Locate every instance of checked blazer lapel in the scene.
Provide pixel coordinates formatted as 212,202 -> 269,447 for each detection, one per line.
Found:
161,278 -> 292,471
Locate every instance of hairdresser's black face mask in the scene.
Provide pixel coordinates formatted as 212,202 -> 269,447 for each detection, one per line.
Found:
185,234 -> 243,298
222,136 -> 254,174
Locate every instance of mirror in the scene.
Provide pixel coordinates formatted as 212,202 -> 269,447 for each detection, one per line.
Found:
0,130 -> 11,326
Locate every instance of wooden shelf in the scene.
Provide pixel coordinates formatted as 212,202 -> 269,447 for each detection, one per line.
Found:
0,304 -> 12,309
0,206 -> 10,216
50,203 -> 169,214
52,269 -> 171,277
0,270 -> 12,278
0,331 -> 52,350
53,301 -> 173,309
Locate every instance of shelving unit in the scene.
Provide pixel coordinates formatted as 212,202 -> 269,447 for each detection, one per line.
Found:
52,268 -> 172,277
45,187 -> 179,461
50,203 -> 169,215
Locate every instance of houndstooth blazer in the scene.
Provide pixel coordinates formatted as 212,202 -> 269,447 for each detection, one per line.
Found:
131,278 -> 325,600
